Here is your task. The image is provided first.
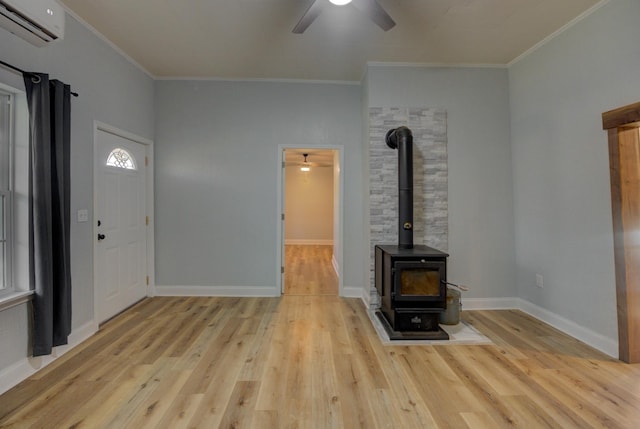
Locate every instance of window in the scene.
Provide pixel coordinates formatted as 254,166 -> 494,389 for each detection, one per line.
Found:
106,148 -> 136,170
0,85 -> 30,309
0,90 -> 13,296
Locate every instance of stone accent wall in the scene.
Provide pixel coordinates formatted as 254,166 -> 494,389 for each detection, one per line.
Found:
369,107 -> 448,306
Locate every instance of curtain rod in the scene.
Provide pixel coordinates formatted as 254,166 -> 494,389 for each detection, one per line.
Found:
0,60 -> 79,97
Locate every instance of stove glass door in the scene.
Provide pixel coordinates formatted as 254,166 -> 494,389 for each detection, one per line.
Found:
400,268 -> 440,296
393,260 -> 446,301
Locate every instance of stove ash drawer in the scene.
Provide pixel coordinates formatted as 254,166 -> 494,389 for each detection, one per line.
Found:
393,309 -> 442,331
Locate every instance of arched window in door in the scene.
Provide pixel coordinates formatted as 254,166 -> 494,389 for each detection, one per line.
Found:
106,148 -> 137,170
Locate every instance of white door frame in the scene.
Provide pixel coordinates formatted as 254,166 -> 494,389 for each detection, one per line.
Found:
276,144 -> 344,296
93,121 -> 155,324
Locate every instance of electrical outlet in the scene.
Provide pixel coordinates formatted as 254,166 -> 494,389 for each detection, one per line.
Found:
536,273 -> 544,288
77,209 -> 89,222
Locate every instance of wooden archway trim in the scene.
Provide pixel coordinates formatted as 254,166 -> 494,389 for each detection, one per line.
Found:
602,101 -> 640,363
603,102 -> 640,130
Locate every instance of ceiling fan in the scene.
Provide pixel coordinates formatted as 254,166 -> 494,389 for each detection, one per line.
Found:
285,150 -> 334,168
292,0 -> 395,34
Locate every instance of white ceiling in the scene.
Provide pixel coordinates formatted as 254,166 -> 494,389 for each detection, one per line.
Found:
59,0 -> 602,82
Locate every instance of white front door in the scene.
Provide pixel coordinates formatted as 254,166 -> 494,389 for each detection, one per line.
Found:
95,130 -> 148,323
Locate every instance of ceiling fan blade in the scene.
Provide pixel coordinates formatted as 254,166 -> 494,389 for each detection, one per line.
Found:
292,0 -> 324,34
352,0 -> 396,31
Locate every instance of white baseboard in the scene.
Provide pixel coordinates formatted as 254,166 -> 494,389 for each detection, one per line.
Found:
515,298 -> 618,359
331,254 -> 339,277
68,319 -> 100,345
0,319 -> 98,395
341,285 -> 362,298
371,293 -> 618,359
154,285 -> 281,297
285,239 -> 334,245
463,296 -> 618,358
361,287 -> 380,309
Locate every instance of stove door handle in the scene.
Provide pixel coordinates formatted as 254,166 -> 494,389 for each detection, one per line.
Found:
441,280 -> 469,291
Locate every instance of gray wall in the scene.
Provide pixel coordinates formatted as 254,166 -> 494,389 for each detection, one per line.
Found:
365,66 -> 516,300
509,0 -> 640,341
154,80 -> 364,290
0,16 -> 154,372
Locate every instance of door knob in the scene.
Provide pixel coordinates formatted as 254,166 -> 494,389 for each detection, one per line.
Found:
97,233 -> 106,241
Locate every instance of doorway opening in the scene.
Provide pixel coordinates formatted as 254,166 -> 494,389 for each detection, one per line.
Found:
277,147 -> 343,296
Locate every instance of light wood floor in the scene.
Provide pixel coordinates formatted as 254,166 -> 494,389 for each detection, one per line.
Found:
284,244 -> 338,295
1,295 -> 639,428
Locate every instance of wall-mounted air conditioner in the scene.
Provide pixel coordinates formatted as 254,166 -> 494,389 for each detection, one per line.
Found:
0,0 -> 65,46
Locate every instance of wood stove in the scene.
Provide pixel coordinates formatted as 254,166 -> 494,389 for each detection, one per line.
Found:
374,126 -> 449,340
375,244 -> 449,339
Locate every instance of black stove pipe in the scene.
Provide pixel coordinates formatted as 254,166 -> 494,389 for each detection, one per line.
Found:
385,126 -> 413,249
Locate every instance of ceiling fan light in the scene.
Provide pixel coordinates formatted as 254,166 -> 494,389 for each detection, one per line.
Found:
301,153 -> 311,172
329,0 -> 352,6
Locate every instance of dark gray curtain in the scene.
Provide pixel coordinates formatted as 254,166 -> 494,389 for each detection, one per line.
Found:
23,72 -> 72,357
